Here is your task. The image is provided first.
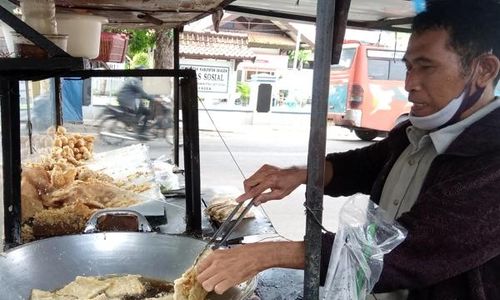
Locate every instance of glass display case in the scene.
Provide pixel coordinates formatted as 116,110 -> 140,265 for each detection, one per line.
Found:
1,69 -> 201,248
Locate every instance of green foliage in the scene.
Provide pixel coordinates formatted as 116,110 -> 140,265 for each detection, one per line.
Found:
237,81 -> 251,105
287,49 -> 312,68
105,28 -> 156,57
128,29 -> 156,57
104,28 -> 174,68
130,52 -> 150,69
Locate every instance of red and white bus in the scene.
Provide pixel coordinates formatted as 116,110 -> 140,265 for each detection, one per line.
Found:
328,41 -> 411,141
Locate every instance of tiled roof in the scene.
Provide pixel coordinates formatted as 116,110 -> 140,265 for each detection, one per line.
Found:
180,31 -> 256,61
247,32 -> 297,50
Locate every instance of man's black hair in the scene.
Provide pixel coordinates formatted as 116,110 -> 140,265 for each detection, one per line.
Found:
412,0 -> 500,83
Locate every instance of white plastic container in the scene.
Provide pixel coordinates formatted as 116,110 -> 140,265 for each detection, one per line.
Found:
56,13 -> 108,59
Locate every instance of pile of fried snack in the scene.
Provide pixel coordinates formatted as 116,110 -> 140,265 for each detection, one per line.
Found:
31,275 -> 161,300
26,126 -> 215,300
172,248 -> 213,300
21,127 -> 141,242
30,250 -> 213,300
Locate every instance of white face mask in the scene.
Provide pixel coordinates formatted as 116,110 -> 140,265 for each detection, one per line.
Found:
408,90 -> 466,130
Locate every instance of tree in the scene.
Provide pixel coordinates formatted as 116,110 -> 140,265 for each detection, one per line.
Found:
236,81 -> 250,106
153,26 -> 173,69
130,52 -> 150,69
108,27 -> 173,69
127,29 -> 155,57
287,49 -> 312,69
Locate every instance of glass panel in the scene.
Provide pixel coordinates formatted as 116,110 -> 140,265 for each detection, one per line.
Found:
89,76 -> 175,160
19,75 -> 176,244
368,59 -> 390,80
20,79 -> 56,159
19,76 -> 175,160
388,59 -> 407,81
367,49 -> 405,60
333,47 -> 356,69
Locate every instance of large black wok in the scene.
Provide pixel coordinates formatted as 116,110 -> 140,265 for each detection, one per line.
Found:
0,213 -> 256,300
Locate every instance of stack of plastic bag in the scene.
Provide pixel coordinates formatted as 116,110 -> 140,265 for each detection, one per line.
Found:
323,194 -> 407,300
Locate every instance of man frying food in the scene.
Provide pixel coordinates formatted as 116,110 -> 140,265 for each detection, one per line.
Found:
196,0 -> 500,299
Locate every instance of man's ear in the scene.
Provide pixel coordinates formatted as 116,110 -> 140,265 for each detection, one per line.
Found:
476,54 -> 500,88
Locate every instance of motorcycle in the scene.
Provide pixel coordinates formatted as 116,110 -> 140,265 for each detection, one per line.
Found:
98,96 -> 175,145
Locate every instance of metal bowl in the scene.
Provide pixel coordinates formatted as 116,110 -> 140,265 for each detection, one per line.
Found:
0,232 -> 256,299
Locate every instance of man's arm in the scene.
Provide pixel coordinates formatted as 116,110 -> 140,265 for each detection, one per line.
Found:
234,122 -> 410,204
137,86 -> 155,101
197,241 -> 305,295
324,133 -> 396,197
234,164 -> 307,204
234,161 -> 335,205
127,80 -> 154,101
196,232 -> 337,295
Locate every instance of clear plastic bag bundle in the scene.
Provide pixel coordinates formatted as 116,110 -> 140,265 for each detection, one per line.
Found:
323,194 -> 407,300
20,0 -> 58,34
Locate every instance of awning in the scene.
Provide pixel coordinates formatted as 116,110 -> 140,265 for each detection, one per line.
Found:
6,0 -> 237,29
5,0 -> 417,31
225,0 -> 416,32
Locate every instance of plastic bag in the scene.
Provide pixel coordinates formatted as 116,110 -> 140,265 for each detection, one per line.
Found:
152,155 -> 183,192
322,194 -> 407,300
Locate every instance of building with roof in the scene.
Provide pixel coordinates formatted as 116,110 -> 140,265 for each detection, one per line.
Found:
179,30 -> 256,107
180,31 -> 255,62
182,13 -> 313,113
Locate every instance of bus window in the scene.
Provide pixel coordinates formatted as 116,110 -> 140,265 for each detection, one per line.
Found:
334,48 -> 356,69
388,60 -> 407,80
368,58 -> 406,80
368,59 -> 389,79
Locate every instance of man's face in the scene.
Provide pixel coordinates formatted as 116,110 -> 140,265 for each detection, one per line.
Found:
403,29 -> 470,117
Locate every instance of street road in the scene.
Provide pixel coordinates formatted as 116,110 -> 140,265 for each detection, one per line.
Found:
197,125 -> 375,240
94,124 -> 375,240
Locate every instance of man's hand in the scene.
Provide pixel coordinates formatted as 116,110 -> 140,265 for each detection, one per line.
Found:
196,245 -> 261,295
235,164 -> 307,205
197,242 -> 305,295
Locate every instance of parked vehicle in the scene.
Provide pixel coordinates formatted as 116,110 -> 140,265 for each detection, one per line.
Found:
328,41 -> 411,141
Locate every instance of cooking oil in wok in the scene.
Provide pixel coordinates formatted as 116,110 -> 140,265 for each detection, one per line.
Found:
31,274 -> 176,299
125,277 -> 175,299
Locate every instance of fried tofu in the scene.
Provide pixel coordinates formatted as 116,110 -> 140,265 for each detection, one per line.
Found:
104,275 -> 145,297
205,196 -> 255,223
31,289 -> 77,300
56,276 -> 110,299
173,249 -> 212,300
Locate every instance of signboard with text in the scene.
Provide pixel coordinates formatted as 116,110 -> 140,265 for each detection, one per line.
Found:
181,64 -> 230,93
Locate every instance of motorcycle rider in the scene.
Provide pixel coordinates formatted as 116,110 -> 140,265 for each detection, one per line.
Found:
116,76 -> 156,139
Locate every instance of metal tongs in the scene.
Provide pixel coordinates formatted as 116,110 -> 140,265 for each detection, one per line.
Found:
209,198 -> 255,249
195,199 -> 255,262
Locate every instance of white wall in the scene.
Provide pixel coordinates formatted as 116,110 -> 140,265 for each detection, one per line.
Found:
180,58 -> 236,105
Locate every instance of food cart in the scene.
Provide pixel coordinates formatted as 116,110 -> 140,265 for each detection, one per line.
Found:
0,0 -> 417,299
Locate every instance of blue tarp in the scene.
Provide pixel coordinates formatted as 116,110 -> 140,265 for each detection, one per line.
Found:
61,78 -> 83,122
